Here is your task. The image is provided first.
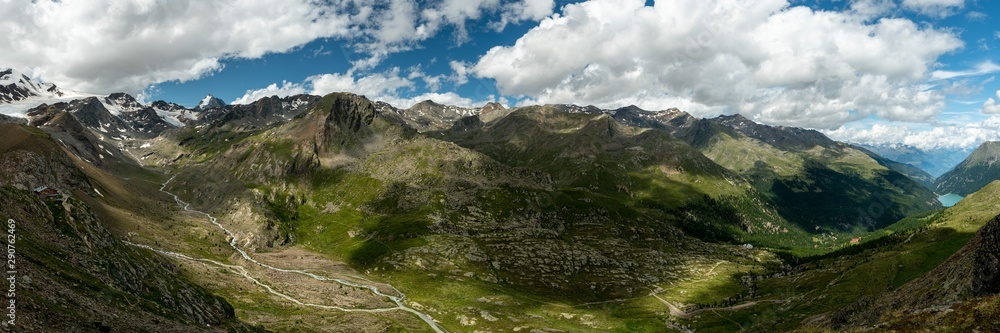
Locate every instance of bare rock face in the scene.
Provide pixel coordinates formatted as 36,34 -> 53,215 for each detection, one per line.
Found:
324,92 -> 376,134
974,214 -> 1000,296
290,92 -> 379,154
64,97 -> 134,136
448,115 -> 484,132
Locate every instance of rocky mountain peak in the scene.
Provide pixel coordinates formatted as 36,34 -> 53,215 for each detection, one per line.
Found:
714,113 -> 752,124
966,141 -> 1000,165
151,100 -> 186,111
618,105 -> 646,113
322,92 -> 377,133
481,102 -> 505,113
935,141 -> 1000,196
103,92 -> 144,113
195,94 -> 227,110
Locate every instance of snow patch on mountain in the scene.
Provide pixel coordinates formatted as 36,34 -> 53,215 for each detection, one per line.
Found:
0,68 -> 91,118
152,101 -> 202,127
0,68 -> 65,102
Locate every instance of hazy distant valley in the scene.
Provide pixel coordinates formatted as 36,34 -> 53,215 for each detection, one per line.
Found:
3,64 -> 1000,333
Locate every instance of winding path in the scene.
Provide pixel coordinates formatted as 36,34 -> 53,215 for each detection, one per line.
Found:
132,175 -> 447,332
651,293 -> 789,319
123,240 -> 401,314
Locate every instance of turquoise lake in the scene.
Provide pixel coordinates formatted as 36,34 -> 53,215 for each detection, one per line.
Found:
938,194 -> 964,207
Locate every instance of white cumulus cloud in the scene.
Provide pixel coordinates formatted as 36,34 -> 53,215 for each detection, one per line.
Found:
983,91 -> 1000,114
0,0 -> 354,95
1,0 -> 555,95
472,0 -> 963,129
233,69 -> 501,109
231,81 -> 308,105
825,117 -> 1000,150
354,0 -> 556,68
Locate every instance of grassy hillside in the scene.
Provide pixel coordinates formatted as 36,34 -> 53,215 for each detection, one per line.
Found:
671,181 -> 1000,332
667,116 -> 941,246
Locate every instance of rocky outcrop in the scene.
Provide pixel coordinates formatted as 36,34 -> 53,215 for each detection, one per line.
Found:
448,115 -> 484,132
974,214 -> 1000,296
287,93 -> 380,155
324,93 -> 376,134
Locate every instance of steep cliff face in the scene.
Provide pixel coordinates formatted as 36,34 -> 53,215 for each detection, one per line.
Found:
288,92 -> 381,156
318,92 -> 377,136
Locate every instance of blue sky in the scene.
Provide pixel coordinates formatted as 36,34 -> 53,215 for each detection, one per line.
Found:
2,0 -> 999,149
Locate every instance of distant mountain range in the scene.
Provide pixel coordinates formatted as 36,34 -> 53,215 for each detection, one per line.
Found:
858,143 -> 971,178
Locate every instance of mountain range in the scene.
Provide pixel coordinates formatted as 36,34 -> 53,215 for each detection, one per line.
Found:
2,67 -> 1000,332
858,143 -> 972,179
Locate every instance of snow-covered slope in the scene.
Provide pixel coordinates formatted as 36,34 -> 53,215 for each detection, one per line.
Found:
151,100 -> 203,127
0,68 -> 92,118
0,68 -> 64,103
